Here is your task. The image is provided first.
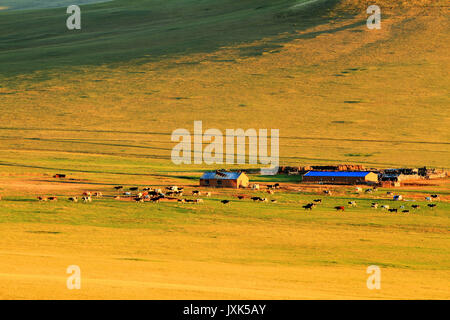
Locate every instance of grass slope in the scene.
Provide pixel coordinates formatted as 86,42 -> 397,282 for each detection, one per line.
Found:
0,0 -> 336,75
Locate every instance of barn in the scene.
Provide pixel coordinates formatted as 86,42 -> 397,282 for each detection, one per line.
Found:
200,171 -> 249,188
302,171 -> 379,185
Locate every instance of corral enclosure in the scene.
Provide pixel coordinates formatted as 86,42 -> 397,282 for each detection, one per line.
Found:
0,0 -> 449,299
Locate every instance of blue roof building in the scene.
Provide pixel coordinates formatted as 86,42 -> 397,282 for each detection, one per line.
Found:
200,171 -> 249,188
302,171 -> 378,185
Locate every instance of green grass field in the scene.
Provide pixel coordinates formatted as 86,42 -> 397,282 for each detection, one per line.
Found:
0,0 -> 449,299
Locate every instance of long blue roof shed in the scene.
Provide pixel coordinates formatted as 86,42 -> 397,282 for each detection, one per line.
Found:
302,171 -> 379,184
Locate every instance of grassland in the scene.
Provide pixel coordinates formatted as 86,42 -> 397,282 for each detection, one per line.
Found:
0,0 -> 449,299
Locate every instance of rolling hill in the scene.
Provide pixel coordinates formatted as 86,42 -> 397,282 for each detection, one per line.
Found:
0,0 -> 449,300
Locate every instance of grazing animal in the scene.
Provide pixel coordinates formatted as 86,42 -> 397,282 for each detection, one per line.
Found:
192,190 -> 201,196
348,201 -> 357,207
430,194 -> 440,201
129,187 -> 139,191
134,197 -> 144,203
365,189 -> 373,194
68,197 -> 78,203
274,183 -> 280,189
267,190 -> 274,195
402,210 -> 409,213
323,190 -> 332,195
37,196 -> 48,202
205,192 -> 211,197
381,205 -> 390,210
82,196 -> 92,203
388,208 -> 398,213
93,192 -> 103,198
303,203 -> 315,210
334,206 -> 345,211
237,195 -> 245,200
271,200 -> 278,203
313,199 -> 322,203
427,204 -> 437,208
114,186 -> 123,191
251,197 -> 261,201
259,198 -> 268,203
48,197 -> 58,202
53,174 -> 66,179
371,203 -> 378,209
221,200 -> 230,204
82,192 -> 91,197
411,205 -> 420,209
178,199 -> 186,203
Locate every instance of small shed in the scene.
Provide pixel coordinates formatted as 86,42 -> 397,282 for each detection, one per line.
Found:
302,171 -> 379,185
200,171 -> 249,189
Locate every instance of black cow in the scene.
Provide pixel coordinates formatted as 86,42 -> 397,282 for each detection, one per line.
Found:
303,203 -> 315,210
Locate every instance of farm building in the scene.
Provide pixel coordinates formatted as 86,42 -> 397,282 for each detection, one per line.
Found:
302,171 -> 379,185
200,171 -> 249,188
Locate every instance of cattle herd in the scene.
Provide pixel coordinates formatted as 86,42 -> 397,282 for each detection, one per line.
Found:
0,182 -> 442,213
